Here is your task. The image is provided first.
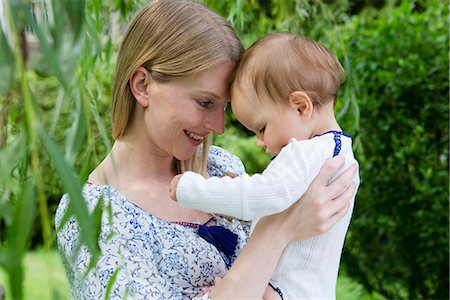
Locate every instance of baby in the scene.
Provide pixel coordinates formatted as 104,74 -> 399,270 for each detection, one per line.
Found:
171,32 -> 360,299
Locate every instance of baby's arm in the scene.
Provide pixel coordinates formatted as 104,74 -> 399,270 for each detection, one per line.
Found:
171,171 -> 253,220
171,141 -> 328,220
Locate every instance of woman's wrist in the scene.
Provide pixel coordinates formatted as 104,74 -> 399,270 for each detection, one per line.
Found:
210,219 -> 288,299
254,215 -> 292,247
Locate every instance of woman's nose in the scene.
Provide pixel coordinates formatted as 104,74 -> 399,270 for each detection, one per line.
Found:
205,109 -> 225,135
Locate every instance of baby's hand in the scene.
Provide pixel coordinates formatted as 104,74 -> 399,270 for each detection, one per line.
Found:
169,174 -> 182,201
194,276 -> 221,298
194,287 -> 211,298
222,172 -> 238,178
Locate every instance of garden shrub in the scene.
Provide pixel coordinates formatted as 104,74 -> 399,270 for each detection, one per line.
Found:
339,1 -> 449,299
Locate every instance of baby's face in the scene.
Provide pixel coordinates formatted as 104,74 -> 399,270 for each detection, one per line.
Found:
231,86 -> 307,155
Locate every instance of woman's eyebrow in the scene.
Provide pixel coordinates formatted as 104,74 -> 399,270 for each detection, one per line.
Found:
195,90 -> 223,101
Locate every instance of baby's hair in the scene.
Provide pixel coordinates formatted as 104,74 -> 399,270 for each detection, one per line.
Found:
232,32 -> 344,107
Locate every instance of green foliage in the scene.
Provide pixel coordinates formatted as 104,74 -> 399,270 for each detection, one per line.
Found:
0,0 -> 447,299
0,250 -> 69,300
338,1 -> 449,299
0,0 -> 122,298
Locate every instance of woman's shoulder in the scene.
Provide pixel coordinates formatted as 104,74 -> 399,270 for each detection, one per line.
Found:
57,182 -> 111,207
207,145 -> 245,177
55,183 -> 123,227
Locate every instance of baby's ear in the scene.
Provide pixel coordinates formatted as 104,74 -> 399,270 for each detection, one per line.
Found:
288,91 -> 314,120
129,66 -> 152,108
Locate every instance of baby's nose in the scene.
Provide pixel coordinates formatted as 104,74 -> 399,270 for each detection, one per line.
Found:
256,138 -> 265,148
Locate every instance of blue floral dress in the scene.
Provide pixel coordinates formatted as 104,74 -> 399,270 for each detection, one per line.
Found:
55,146 -> 250,299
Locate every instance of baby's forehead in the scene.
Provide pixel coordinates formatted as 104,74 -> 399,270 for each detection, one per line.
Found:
230,82 -> 252,104
231,84 -> 272,113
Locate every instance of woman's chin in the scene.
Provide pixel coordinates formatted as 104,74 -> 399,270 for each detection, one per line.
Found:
174,148 -> 197,162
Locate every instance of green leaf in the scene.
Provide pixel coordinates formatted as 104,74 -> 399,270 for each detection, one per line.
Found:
0,23 -> 14,97
91,106 -> 112,151
8,183 -> 36,252
104,267 -> 120,300
27,9 -> 69,91
61,0 -> 86,43
0,135 -> 25,186
85,14 -> 103,56
5,182 -> 36,300
39,129 -> 99,256
65,93 -> 87,165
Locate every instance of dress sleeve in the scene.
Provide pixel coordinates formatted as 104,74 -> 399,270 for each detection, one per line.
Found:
177,140 -> 332,221
206,146 -> 246,177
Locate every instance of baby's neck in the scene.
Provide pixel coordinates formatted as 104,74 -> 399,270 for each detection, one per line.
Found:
310,103 -> 342,137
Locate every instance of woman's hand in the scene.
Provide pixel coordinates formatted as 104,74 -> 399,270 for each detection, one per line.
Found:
259,155 -> 357,244
201,277 -> 278,300
208,156 -> 357,300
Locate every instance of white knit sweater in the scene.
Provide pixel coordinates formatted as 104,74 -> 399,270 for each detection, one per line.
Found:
177,132 -> 360,299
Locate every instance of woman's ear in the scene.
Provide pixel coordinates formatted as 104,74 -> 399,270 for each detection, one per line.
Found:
289,91 -> 314,121
129,66 -> 151,108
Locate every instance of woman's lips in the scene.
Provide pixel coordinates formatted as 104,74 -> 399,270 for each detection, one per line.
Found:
184,130 -> 205,145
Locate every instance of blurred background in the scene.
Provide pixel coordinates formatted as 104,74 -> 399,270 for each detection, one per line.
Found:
0,0 -> 448,299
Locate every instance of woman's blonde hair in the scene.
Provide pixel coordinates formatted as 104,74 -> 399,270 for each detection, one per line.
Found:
112,0 -> 243,175
232,32 -> 344,107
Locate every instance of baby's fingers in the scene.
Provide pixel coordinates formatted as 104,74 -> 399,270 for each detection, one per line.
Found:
222,172 -> 238,178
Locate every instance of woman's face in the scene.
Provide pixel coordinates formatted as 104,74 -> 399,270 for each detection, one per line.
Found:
144,61 -> 233,160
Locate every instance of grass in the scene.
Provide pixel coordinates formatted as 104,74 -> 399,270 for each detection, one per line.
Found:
0,250 -> 384,300
0,250 -> 69,300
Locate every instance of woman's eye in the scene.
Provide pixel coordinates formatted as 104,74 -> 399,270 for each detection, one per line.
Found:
259,126 -> 266,134
197,100 -> 214,109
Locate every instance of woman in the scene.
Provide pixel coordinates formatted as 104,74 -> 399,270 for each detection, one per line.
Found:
55,0 -> 357,299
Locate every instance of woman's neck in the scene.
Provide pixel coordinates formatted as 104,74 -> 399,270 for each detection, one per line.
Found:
89,138 -> 175,189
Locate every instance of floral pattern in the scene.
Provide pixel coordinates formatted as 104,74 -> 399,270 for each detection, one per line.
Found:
56,146 -> 249,299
